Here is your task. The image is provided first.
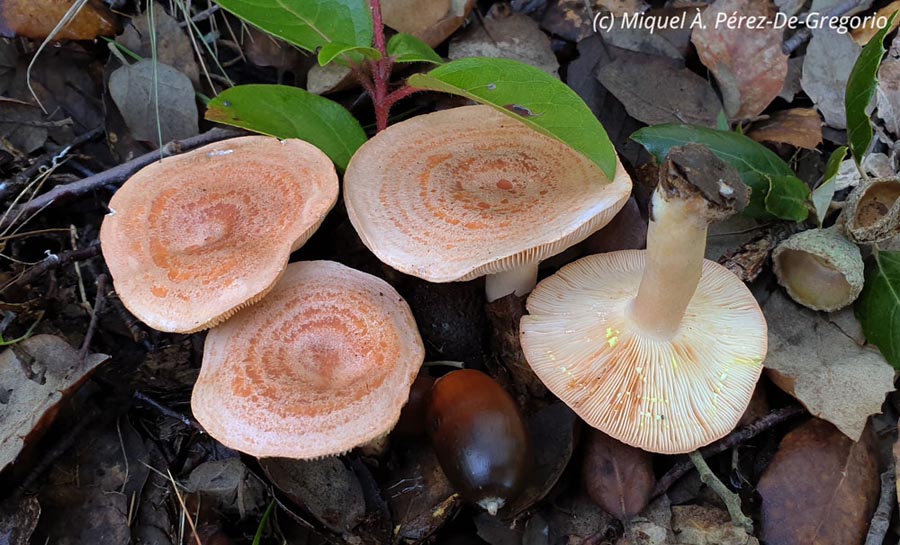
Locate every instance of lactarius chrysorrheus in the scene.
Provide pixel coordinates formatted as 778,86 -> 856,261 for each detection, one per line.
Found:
100,136 -> 338,333
191,261 -> 425,459
343,105 -> 632,302
521,145 -> 768,454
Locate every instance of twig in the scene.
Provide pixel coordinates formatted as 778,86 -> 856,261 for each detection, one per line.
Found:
0,126 -> 103,201
79,274 -> 108,361
133,390 -> 204,433
2,240 -> 101,293
0,128 -> 243,231
864,464 -> 896,545
783,0 -> 865,54
689,451 -> 754,533
653,406 -> 805,498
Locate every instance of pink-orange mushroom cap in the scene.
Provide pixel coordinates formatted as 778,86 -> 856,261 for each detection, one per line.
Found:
100,136 -> 338,333
191,260 -> 425,459
343,105 -> 632,301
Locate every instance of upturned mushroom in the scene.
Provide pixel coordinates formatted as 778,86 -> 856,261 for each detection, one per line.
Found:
100,136 -> 338,333
520,145 -> 768,454
191,260 -> 425,459
343,105 -> 632,302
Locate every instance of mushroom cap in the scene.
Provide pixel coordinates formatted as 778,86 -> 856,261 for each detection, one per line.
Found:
520,251 -> 767,454
343,105 -> 632,282
100,136 -> 338,333
191,260 -> 425,459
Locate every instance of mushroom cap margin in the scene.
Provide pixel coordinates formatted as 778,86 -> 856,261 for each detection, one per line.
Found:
520,250 -> 767,454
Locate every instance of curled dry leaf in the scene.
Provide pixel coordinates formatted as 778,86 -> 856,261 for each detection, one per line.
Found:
381,0 -> 476,47
691,0 -> 787,119
597,51 -> 722,127
0,97 -> 48,154
757,418 -> 880,545
851,0 -> 900,45
615,495 -> 673,545
876,35 -> 900,137
108,59 -> 199,143
0,0 -> 118,39
747,109 -> 823,150
582,429 -> 655,521
0,335 -> 108,472
186,458 -> 268,520
801,28 -> 861,129
449,4 -> 559,78
387,442 -> 462,542
0,496 -> 40,545
261,457 -> 365,534
764,290 -> 894,440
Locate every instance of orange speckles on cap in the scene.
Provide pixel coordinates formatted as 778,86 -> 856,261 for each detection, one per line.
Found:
99,136 -> 339,333
191,261 -> 425,459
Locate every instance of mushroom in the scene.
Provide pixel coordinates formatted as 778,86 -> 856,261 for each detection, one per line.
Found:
100,136 -> 338,333
191,260 -> 425,459
520,145 -> 768,454
343,105 -> 633,302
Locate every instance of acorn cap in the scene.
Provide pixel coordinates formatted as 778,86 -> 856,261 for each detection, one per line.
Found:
191,260 -> 425,459
343,105 -> 632,282
100,136 -> 338,333
520,251 -> 767,454
842,176 -> 900,244
772,228 -> 864,312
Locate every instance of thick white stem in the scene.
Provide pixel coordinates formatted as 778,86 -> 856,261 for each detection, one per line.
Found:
485,262 -> 539,302
627,191 -> 708,339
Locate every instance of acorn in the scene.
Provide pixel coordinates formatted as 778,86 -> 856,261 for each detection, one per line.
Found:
842,176 -> 900,244
394,373 -> 435,437
772,227 -> 864,311
426,369 -> 530,515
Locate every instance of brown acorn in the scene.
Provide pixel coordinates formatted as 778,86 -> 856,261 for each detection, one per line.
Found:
394,373 -> 435,437
426,369 -> 530,515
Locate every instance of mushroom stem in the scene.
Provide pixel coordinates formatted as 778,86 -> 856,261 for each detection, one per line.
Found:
627,192 -> 708,339
626,144 -> 749,340
485,262 -> 539,302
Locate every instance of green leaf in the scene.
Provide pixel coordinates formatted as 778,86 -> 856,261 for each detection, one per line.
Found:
631,124 -> 808,221
318,43 -> 381,66
387,33 -> 443,64
716,109 -> 729,131
855,250 -> 900,369
206,84 -> 366,171
407,57 -> 617,179
846,11 -> 899,165
214,0 -> 373,53
812,146 -> 847,226
765,175 -> 811,222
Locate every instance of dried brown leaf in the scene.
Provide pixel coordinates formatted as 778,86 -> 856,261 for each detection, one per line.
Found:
671,505 -> 759,545
763,290 -> 895,440
583,429 -> 655,521
0,0 -> 118,39
747,109 -> 823,149
382,0 -> 476,46
0,335 -> 108,472
597,51 -> 722,127
449,4 -> 559,77
801,28 -> 861,129
757,418 -> 880,545
119,3 -> 200,86
0,496 -> 40,545
691,0 -> 787,119
876,35 -> 900,137
108,59 -> 198,143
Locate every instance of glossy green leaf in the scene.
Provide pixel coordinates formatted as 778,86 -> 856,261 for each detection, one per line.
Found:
855,250 -> 900,368
631,124 -> 808,220
408,57 -> 617,179
765,175 -> 811,222
846,11 -> 899,165
318,43 -> 381,66
214,0 -> 373,53
812,146 -> 847,226
716,109 -> 729,131
205,84 -> 366,171
387,33 -> 443,64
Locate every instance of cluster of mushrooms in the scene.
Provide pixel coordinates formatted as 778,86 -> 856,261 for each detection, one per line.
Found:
100,105 -> 768,514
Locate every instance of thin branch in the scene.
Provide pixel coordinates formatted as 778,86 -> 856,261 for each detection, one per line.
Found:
653,405 -> 806,498
864,464 -> 895,545
689,451 -> 754,533
2,240 -> 101,293
0,128 -> 243,231
79,274 -> 108,361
